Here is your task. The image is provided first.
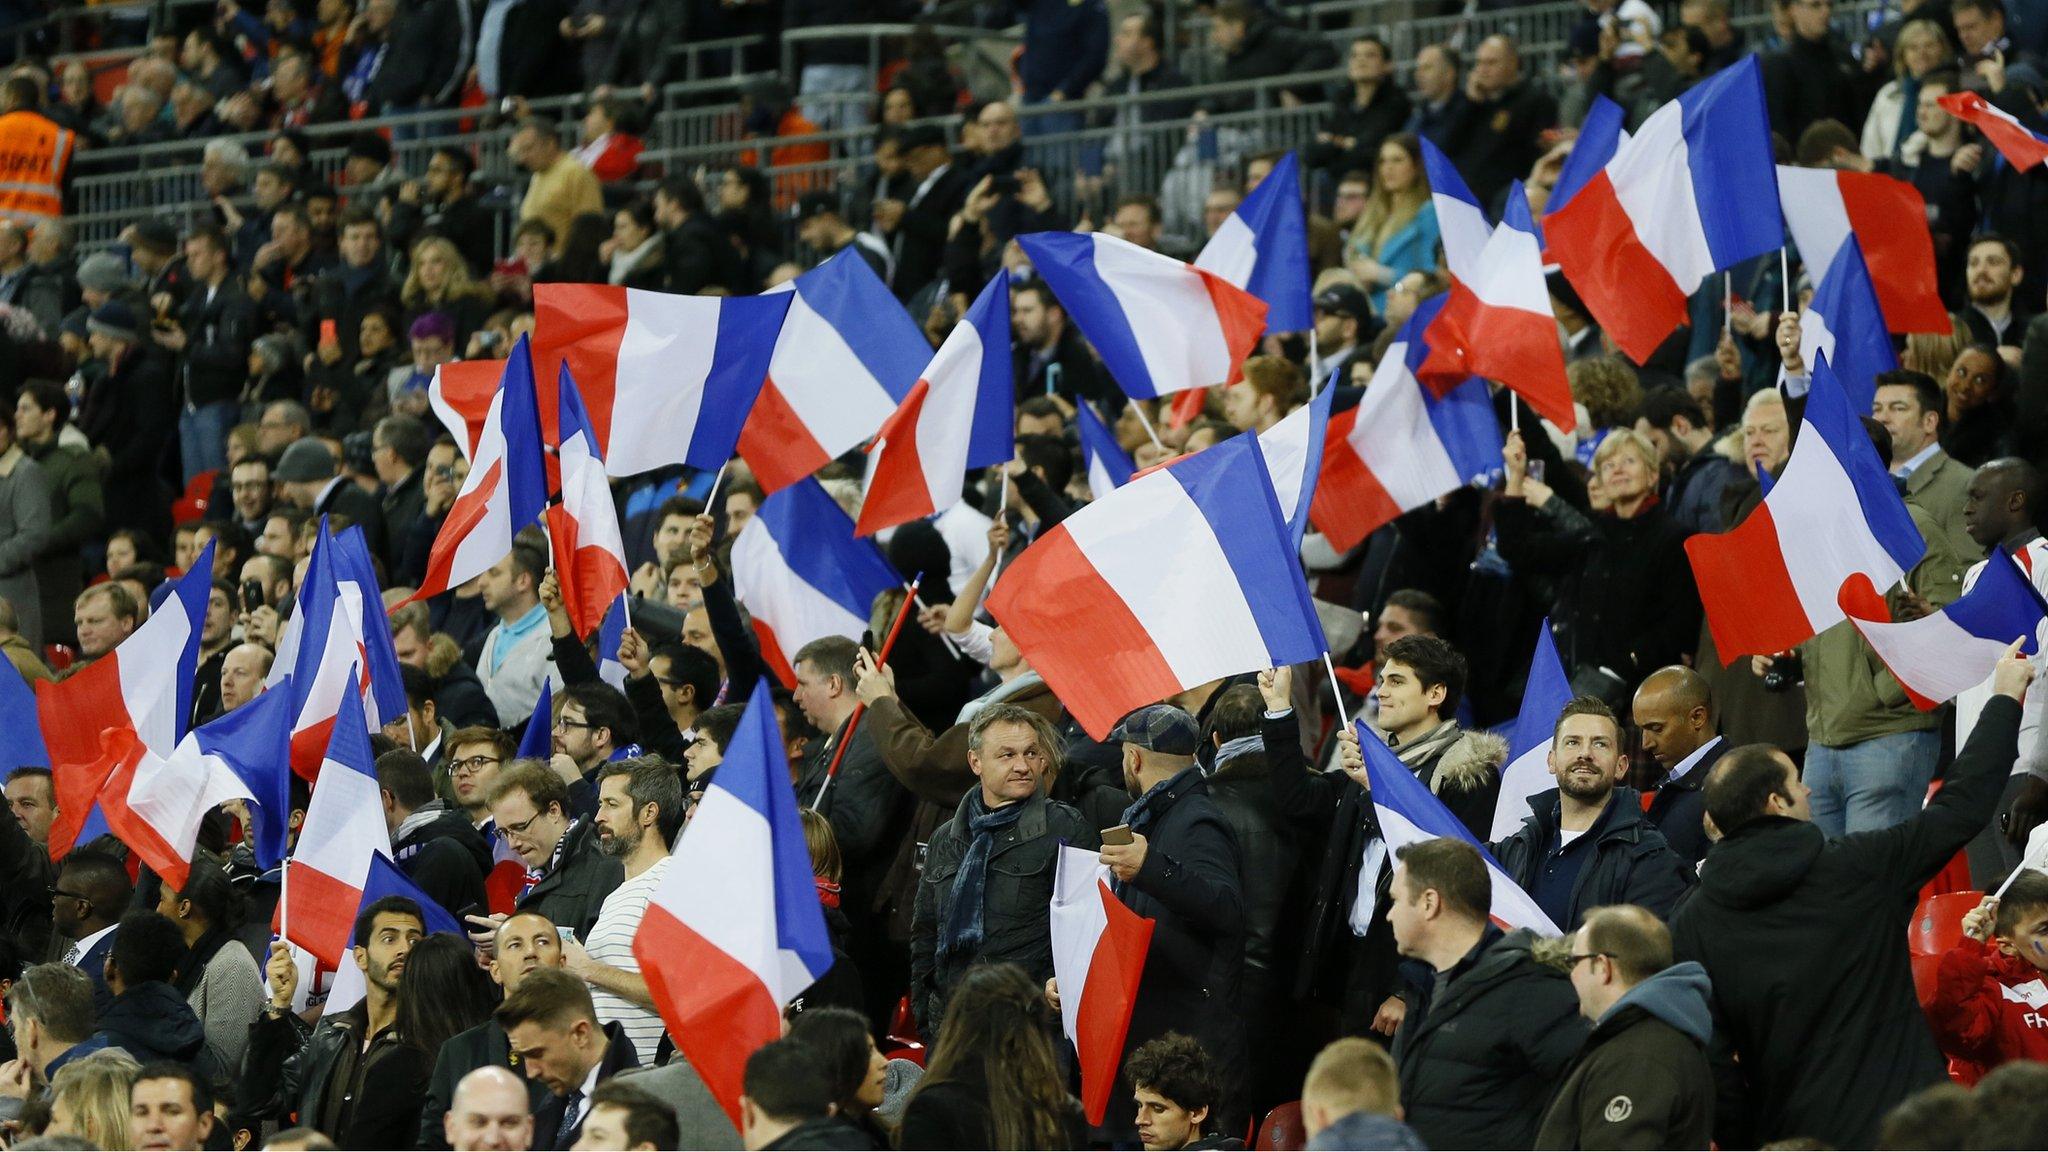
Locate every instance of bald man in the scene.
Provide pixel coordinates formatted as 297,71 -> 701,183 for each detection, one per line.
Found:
1631,667 -> 1721,865
445,1067 -> 534,1151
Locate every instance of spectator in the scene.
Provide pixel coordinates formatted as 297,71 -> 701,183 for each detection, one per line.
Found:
1941,344 -> 2017,466
94,912 -> 204,1066
71,579 -> 139,666
604,200 -> 667,290
488,760 -> 624,939
794,193 -> 891,282
129,1061 -> 216,1152
1764,0 -> 1868,141
5,764 -> 54,846
1299,1038 -> 1425,1151
1672,644 -> 2028,1149
1346,134 -> 1439,313
1952,0 -> 2048,90
78,300 -> 175,543
475,541 -> 557,727
890,125 -> 972,303
388,148 -> 495,278
167,225 -> 258,482
574,1079 -> 686,1151
47,1048 -> 140,1149
1017,0 -> 1108,117
401,235 -> 492,351
1628,666 -> 1723,865
1961,234 -> 2034,351
899,964 -> 1083,1149
1208,2 -> 1337,111
715,165 -> 787,283
513,118 -> 604,259
420,911 -> 562,1149
306,210 -> 397,373
1,964 -> 105,1109
1125,1033 -> 1237,1152
1009,279 -> 1110,408
0,404 -> 47,649
1682,0 -> 1748,71
1864,19 -> 1955,161
372,414 -> 429,558
1929,873 -> 2048,1080
1221,354 -> 1305,434
1451,36 -> 1559,210
1382,837 -> 1585,1149
572,97 -> 646,184
14,382 -> 101,649
1406,44 -> 1469,149
378,748 -> 491,913
654,177 -> 744,295
274,437 -> 386,558
1308,283 -> 1374,393
562,757 -> 676,1065
53,850 -> 128,1014
443,1065 -> 535,1151
495,966 -> 641,1148
738,1038 -> 847,1151
478,0 -> 567,99
1636,386 -> 1746,533
154,861 -> 263,1083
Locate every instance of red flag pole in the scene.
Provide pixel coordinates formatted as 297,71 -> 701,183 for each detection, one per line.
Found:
812,573 -> 922,809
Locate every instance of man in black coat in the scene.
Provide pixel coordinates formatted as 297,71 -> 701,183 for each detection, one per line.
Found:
417,912 -> 559,1148
303,210 -> 397,366
1207,1 -> 1337,111
373,415 -> 430,566
378,749 -> 491,916
1386,837 -> 1585,1150
1630,666 -> 1724,865
385,148 -> 496,277
1673,648 -> 2032,1149
365,0 -> 471,112
1010,279 -> 1113,409
1761,0 -> 1866,141
275,437 -> 387,559
168,226 -> 257,477
497,967 -> 640,1149
891,125 -> 973,303
1449,35 -> 1559,210
1491,698 -> 1694,929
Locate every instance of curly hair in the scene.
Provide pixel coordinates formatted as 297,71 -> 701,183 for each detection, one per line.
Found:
1124,1032 -> 1221,1122
1569,356 -> 1643,430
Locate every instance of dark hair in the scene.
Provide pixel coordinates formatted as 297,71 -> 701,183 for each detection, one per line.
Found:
1207,684 -> 1266,744
375,749 -> 438,811
693,704 -> 745,754
1874,369 -> 1948,434
791,636 -> 859,686
496,965 -> 598,1031
1017,396 -> 1065,426
374,414 -> 432,469
787,1006 -> 879,1117
6,765 -> 50,788
514,218 -> 558,248
506,539 -> 547,588
1971,1060 -> 2048,1149
558,682 -> 639,750
1013,279 -> 1062,315
336,208 -> 381,240
1996,869 -> 2048,936
396,662 -> 437,713
133,1060 -> 213,1116
19,380 -> 68,429
172,859 -> 244,932
914,965 -> 1071,1149
109,911 -> 186,986
1382,588 -> 1446,636
59,849 -> 132,913
1551,695 -> 1621,744
1112,194 -> 1162,226
1125,1032 -> 1220,1126
1381,635 -> 1467,716
352,895 -> 425,948
1882,1084 -> 1975,1151
1970,231 -> 2024,269
656,176 -> 707,218
588,1081 -> 680,1150
431,145 -> 475,179
1637,386 -> 1709,433
594,756 -> 686,845
617,198 -> 658,236
1702,743 -> 1798,836
743,1038 -> 836,1122
654,643 -> 721,712
395,933 -> 498,1055
489,758 -> 571,815
1952,0 -> 2008,20
448,725 -> 516,763
1393,838 -> 1490,921
1014,433 -> 1074,496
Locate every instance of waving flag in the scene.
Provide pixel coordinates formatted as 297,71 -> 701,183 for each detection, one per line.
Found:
1050,845 -> 1155,1126
546,364 -> 631,637
1686,353 -> 1925,659
428,358 -> 503,460
330,526 -> 405,728
517,680 -> 553,761
1256,380 -> 1334,550
597,596 -> 629,691
1840,549 -> 2048,709
1938,90 -> 2048,171
1076,401 -> 1134,500
1777,166 -> 1949,333
732,478 -> 900,687
858,271 -> 1014,536
272,524 -> 371,779
1360,719 -> 1561,934
1421,182 -> 1573,432
637,679 -> 834,1127
990,432 -> 1326,739
413,338 -> 550,602
1782,237 -> 1896,411
1311,296 -> 1503,551
1544,95 -> 1627,230
38,543 -> 213,858
284,686 -> 391,967
1019,231 -> 1267,400
739,249 -> 927,493
1491,623 -> 1575,840
1194,151 -> 1312,331
0,664 -> 47,772
1548,56 -> 1783,362
1421,137 -> 1489,280
532,284 -> 791,477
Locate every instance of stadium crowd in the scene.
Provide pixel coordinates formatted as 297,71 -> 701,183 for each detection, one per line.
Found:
4,0 -> 2048,1148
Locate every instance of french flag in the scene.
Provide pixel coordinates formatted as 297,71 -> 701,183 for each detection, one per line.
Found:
531,284 -> 791,477
1490,622 -> 1574,840
730,478 -> 900,688
283,685 -> 391,967
545,365 -> 630,638
1938,90 -> 2048,172
95,683 -> 292,890
597,596 -> 630,691
1547,55 -> 1783,363
1685,354 -> 1925,660
857,271 -> 1014,536
413,337 -> 550,602
987,431 -> 1326,739
1309,296 -> 1503,552
636,678 -> 834,1127
1543,95 -> 1627,232
1076,401 -> 1134,500
1256,378 -> 1333,550
1018,231 -> 1267,400
1421,137 -> 1490,281
1360,719 -> 1561,934
38,543 -> 213,857
1782,237 -> 1896,410
1777,166 -> 1950,333
1839,549 -> 2048,710
428,358 -> 502,460
272,523 -> 372,779
1049,844 -> 1154,1126
517,680 -> 553,760
1420,181 -> 1574,433
740,248 -> 932,494
0,662 -> 47,773
320,851 -> 468,1017
1193,150 -> 1313,331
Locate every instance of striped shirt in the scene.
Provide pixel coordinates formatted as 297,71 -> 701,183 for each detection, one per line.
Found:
586,855 -> 671,1064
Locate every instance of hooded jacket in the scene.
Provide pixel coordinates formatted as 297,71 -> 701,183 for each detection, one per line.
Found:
1491,786 -> 1695,929
1928,934 -> 2048,1083
1534,962 -> 1716,1150
96,980 -> 206,1064
1671,695 -> 2020,1149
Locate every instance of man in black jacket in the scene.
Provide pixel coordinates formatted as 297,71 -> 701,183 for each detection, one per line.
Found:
1672,644 -> 2032,1149
1449,36 -> 1559,209
365,0 -> 471,113
498,967 -> 640,1149
378,749 -> 491,915
165,226 -> 255,481
891,125 -> 973,303
1761,0 -> 1866,141
373,415 -> 430,567
275,438 -> 387,560
418,911 -> 560,1148
1387,837 -> 1585,1150
1011,280 -> 1113,409
304,210 -> 396,367
489,761 -> 623,940
94,912 -> 205,1067
1207,2 -> 1337,111
654,177 -> 745,295
1630,666 -> 1723,865
1492,697 -> 1694,928
386,148 -> 495,277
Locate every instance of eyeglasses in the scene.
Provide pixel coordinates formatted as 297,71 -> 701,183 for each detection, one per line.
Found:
495,811 -> 548,840
48,887 -> 91,907
449,754 -> 501,776
552,716 -> 598,732
1567,951 -> 1612,969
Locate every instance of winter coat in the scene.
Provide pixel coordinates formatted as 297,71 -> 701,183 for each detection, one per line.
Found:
416,1020 -> 544,1149
1214,12 -> 1338,111
394,804 -> 492,916
1671,695 -> 2021,1149
368,0 -> 469,107
95,980 -> 206,1065
1205,740 -> 1304,977
794,714 -> 914,929
1392,927 -> 1587,1150
243,1000 -> 430,1148
1928,934 -> 2048,1083
180,277 -> 262,408
23,436 -> 101,648
517,818 -> 624,940
1763,33 -> 1865,141
0,450 -> 47,648
1534,962 -> 1717,1150
1491,786 -> 1695,929
1447,79 -> 1560,209
1014,0 -> 1108,101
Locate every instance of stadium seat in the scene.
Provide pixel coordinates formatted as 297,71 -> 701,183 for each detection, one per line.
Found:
43,643 -> 73,671
171,468 -> 217,525
1910,890 -> 1985,956
1255,1101 -> 1304,1151
1913,950 -> 1942,1008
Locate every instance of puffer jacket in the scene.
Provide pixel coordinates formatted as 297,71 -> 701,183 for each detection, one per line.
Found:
1928,934 -> 2048,1084
1534,962 -> 1717,1150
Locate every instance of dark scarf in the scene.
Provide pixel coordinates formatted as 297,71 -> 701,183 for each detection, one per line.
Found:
1113,764 -> 1204,895
173,927 -> 233,997
937,793 -> 1027,962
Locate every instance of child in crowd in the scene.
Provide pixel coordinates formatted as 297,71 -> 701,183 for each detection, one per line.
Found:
1929,871 -> 2048,1083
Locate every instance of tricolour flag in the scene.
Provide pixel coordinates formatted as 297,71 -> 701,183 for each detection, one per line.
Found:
428,358 -> 502,460
597,596 -> 629,691
1491,622 -> 1575,841
322,851 -> 468,1018
0,662 -> 47,772
731,478 -> 900,687
1050,845 -> 1154,1126
1421,136 -> 1490,282
636,679 -> 834,1127
517,679 -> 553,761
412,337 -> 549,602
1543,95 -> 1627,231
1310,295 -> 1503,551
1256,379 -> 1334,550
1547,56 -> 1782,362
1420,181 -> 1573,433
857,271 -> 1014,536
1018,231 -> 1267,400
1938,90 -> 2048,172
532,284 -> 791,477
329,526 -> 406,729
272,522 -> 371,779
1685,353 -> 1925,659
546,364 -> 630,637
1360,720 -> 1561,934
1076,401 -> 1134,500
283,685 -> 392,967
1839,547 -> 2048,709
1194,151 -> 1312,331
739,249 -> 927,493
989,432 -> 1326,739
1782,237 -> 1896,411
1776,166 -> 1950,333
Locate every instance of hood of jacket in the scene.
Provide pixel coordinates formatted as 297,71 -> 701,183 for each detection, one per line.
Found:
1305,1109 -> 1429,1151
98,980 -> 205,1061
1597,960 -> 1713,1045
1697,816 -> 1825,909
1435,730 -> 1507,792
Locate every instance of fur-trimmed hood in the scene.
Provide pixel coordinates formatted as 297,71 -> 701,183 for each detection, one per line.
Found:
1433,729 -> 1507,794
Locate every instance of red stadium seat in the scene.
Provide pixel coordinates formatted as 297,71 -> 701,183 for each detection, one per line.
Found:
43,643 -> 73,672
171,468 -> 217,525
1910,890 -> 1985,956
1913,950 -> 1943,1008
1255,1101 -> 1304,1151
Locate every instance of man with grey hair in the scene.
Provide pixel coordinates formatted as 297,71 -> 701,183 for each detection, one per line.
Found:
0,963 -> 108,1121
911,704 -> 1094,1036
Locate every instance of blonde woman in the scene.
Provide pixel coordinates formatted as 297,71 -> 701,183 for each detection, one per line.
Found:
1901,312 -> 1969,382
1344,133 -> 1438,312
1863,19 -> 1955,161
400,235 -> 493,350
47,1048 -> 142,1149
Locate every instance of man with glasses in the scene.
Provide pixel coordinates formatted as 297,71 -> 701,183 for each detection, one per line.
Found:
1536,905 -> 1714,1149
487,761 -> 622,941
548,683 -> 639,821
387,147 -> 494,277
446,726 -> 516,834
227,456 -> 274,538
51,850 -> 130,1015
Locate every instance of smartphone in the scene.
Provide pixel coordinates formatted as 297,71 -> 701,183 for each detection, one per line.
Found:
557,926 -> 579,946
242,579 -> 265,611
1101,824 -> 1134,846
318,318 -> 338,348
989,173 -> 1020,197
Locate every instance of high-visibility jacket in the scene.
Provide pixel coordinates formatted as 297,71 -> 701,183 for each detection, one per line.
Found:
0,111 -> 74,224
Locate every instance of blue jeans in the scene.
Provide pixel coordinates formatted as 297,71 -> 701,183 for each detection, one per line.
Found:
178,400 -> 238,485
1805,730 -> 1942,837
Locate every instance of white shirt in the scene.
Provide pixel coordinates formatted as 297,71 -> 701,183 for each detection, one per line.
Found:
585,856 -> 671,1064
1666,735 -> 1723,787
66,924 -> 115,967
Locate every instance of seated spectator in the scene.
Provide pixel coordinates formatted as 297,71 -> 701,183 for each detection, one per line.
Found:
786,1006 -> 895,1147
1451,36 -> 1558,209
897,965 -> 1083,1149
573,97 -> 646,184
1299,1038 -> 1423,1152
1126,1033 -> 1239,1152
604,200 -> 667,290
401,235 -> 492,351
512,118 -> 605,260
1929,873 -> 2048,1080
1345,135 -> 1439,313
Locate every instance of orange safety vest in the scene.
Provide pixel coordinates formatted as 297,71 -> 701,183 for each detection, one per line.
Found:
0,110 -> 75,224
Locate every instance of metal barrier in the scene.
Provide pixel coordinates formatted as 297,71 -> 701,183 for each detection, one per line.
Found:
778,22 -> 1020,94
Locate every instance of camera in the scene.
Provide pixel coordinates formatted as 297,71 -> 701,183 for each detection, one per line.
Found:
1762,651 -> 1804,693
